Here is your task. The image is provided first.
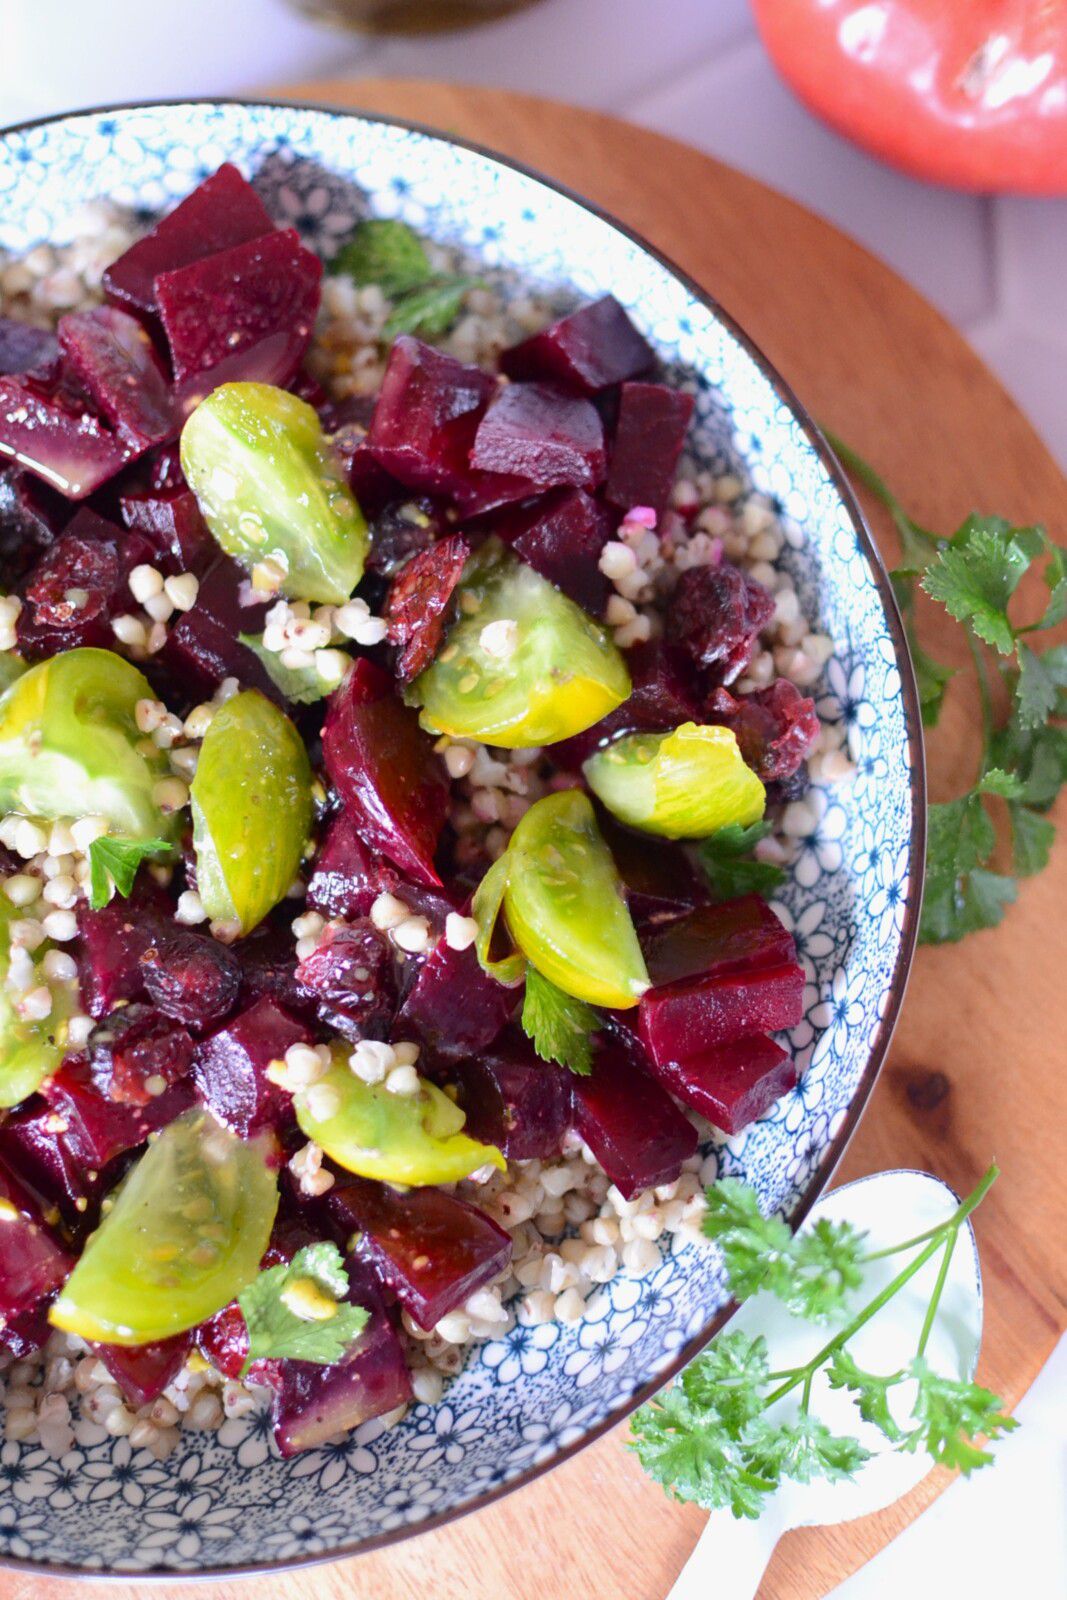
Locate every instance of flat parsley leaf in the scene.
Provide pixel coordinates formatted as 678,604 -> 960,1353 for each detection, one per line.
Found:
239,633 -> 350,705
1009,804 -> 1055,877
697,822 -> 786,901
88,836 -> 172,910
920,788 -> 1015,943
520,966 -> 597,1075
384,276 -> 482,341
330,218 -> 432,297
237,1242 -> 369,1374
921,517 -> 1034,654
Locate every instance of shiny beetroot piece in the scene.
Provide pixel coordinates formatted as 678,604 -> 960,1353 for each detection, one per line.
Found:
0,374 -> 129,500
91,1333 -> 194,1409
640,961 -> 805,1065
645,1035 -> 796,1134
365,336 -> 495,499
470,382 -> 606,491
571,1043 -> 697,1200
155,228 -> 322,395
0,1103 -> 105,1230
162,555 -> 277,699
120,487 -> 216,575
552,640 -> 702,769
674,562 -> 776,685
0,317 -> 57,377
57,306 -> 174,450
708,679 -> 820,783
294,921 -> 395,1044
398,927 -> 516,1062
235,918 -> 310,1014
322,657 -> 448,887
75,885 -> 172,1017
17,510 -> 156,658
448,1031 -> 571,1159
0,470 -> 63,590
642,896 -> 797,989
500,295 -> 654,394
329,1177 -> 511,1331
0,1157 -> 72,1321
605,382 -> 694,511
194,996 -> 312,1137
384,534 -> 469,682
140,925 -> 241,1031
1,1304 -> 53,1360
306,811 -> 400,922
41,1060 -> 194,1172
103,163 -> 274,317
88,1003 -> 195,1107
362,493 -> 443,575
494,487 -> 612,615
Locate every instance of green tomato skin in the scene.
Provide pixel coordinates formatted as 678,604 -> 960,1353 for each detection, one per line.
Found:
0,654 -> 27,695
190,690 -> 313,935
503,789 -> 649,1009
49,1111 -> 279,1345
409,544 -> 631,749
181,382 -> 368,604
0,898 -> 72,1108
0,648 -> 174,840
583,722 -> 766,839
295,1054 -> 505,1186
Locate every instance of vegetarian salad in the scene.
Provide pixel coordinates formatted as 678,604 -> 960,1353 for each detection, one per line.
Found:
0,165 -> 838,1462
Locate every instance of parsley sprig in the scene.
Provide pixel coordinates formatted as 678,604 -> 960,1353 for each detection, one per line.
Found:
331,218 -> 483,342
827,435 -> 1065,944
237,1242 -> 369,1373
631,1164 -> 1015,1516
87,835 -> 172,910
520,966 -> 597,1076
697,821 -> 786,901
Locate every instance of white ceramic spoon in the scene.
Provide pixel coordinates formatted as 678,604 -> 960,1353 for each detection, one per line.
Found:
666,1168 -> 985,1600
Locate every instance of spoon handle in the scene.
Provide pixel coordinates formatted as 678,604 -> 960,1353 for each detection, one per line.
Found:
668,1510 -> 777,1600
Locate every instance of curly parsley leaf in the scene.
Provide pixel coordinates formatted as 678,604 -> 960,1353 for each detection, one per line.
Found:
237,1242 -> 369,1374
697,821 -> 786,901
88,836 -> 172,910
750,1414 -> 870,1486
383,276 -> 482,341
827,1349 -> 906,1442
921,518 -> 1035,654
239,633 -> 350,705
520,966 -> 597,1076
702,1180 -> 866,1319
330,218 -> 432,297
903,1358 -> 1018,1474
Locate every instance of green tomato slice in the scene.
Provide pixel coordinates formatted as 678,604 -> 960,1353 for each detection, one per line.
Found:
181,382 -> 369,604
50,1110 -> 279,1345
0,648 -> 173,839
409,544 -> 630,749
583,722 -> 766,838
471,853 -> 526,986
503,789 -> 649,1008
0,898 -> 73,1109
294,1052 -> 505,1186
191,690 -> 313,935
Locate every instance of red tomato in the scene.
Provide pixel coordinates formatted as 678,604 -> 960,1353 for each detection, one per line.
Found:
751,0 -> 1067,195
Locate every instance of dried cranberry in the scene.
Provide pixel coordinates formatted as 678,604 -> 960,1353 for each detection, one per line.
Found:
707,679 -> 820,783
295,920 -> 395,1042
24,530 -> 120,627
140,927 -> 241,1031
673,562 -> 775,684
384,534 -> 469,682
88,1003 -> 196,1107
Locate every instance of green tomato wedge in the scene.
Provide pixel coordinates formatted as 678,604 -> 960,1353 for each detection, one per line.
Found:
409,544 -> 630,749
503,789 -> 649,1009
181,382 -> 369,604
471,853 -> 526,986
583,722 -> 766,839
0,654 -> 27,695
0,898 -> 73,1108
0,648 -> 173,839
190,690 -> 312,935
50,1110 -> 279,1345
294,1051 -> 505,1186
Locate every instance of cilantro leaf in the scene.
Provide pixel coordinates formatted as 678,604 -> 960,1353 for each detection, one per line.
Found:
921,519 -> 1033,654
520,966 -> 597,1075
88,836 -> 172,910
330,218 -> 432,296
1015,642 -> 1060,730
1010,804 -> 1055,877
920,791 -> 1003,943
384,276 -> 482,341
902,1357 -> 1018,1475
827,1349 -> 906,1442
237,1242 -> 369,1374
697,822 -> 786,901
239,633 -> 350,705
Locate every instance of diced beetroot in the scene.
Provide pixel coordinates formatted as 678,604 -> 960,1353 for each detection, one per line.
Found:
708,679 -> 821,783
104,163 -> 275,317
646,1035 -> 796,1134
571,1043 -> 697,1199
640,961 -> 805,1065
385,534 -> 469,682
271,1260 -> 413,1457
162,555 -> 278,699
0,470 -> 63,590
470,382 -> 606,491
17,511 -> 156,658
194,996 -> 311,1137
120,487 -> 215,574
156,229 -> 321,399
0,1157 -> 72,1321
322,657 -> 448,887
494,487 -> 611,615
674,562 -> 775,685
306,811 -> 401,921
294,921 -> 395,1043
448,1031 -> 571,1159
500,296 -> 654,394
1,1304 -> 53,1359
196,1218 -> 318,1386
76,885 -> 172,1017
344,442 -> 410,528
57,306 -> 174,450
552,640 -> 702,769
642,896 -> 796,989
598,811 -> 709,929
140,925 -> 241,1031
236,920 -> 311,1015
606,382 -> 694,511
329,1178 -> 511,1332
88,1003 -> 195,1106
0,375 -> 129,499
365,336 -> 496,500
398,921 -> 516,1061
91,1333 -> 193,1409
0,317 -> 57,378
41,1059 -> 194,1172
0,1103 -> 105,1230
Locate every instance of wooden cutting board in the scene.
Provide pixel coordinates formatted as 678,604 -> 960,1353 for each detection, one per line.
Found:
24,81 -> 1066,1600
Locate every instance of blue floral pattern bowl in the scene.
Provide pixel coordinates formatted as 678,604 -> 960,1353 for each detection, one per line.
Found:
0,99 -> 923,1576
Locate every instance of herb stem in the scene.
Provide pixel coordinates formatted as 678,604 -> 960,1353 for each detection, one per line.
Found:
822,430 -> 939,555
917,1228 -> 958,1359
966,630 -> 995,764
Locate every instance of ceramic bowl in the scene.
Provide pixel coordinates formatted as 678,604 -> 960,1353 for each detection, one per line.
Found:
0,99 -> 924,1577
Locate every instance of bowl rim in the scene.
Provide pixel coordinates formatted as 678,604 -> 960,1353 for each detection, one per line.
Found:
0,93 -> 927,1582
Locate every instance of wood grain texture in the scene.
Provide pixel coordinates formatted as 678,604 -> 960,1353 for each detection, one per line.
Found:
24,81 -> 1067,1600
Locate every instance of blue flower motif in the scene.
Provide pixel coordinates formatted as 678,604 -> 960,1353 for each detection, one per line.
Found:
869,842 -> 910,946
809,964 -> 871,1065
217,1403 -> 276,1470
134,1491 -> 241,1564
409,1404 -> 485,1468
369,1478 -> 444,1532
820,656 -> 877,762
0,1502 -> 48,1559
511,1399 -> 603,1469
565,1308 -> 647,1389
78,1437 -> 171,1508
791,789 -> 848,889
482,1317 -> 560,1383
260,1511 -> 352,1560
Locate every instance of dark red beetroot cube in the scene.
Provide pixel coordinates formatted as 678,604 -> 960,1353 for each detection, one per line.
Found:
571,1042 -> 697,1199
448,1030 -> 571,1159
323,657 -> 448,887
501,296 -> 654,394
58,306 -> 174,451
163,556 -> 278,699
76,883 -> 172,1017
598,811 -> 709,929
384,534 -> 469,682
0,1157 -> 72,1321
104,163 -> 275,317
470,382 -> 606,491
552,640 -> 702,769
0,375 -> 129,499
306,811 -> 401,921
294,921 -> 396,1044
365,336 -> 496,500
236,917 -> 311,1015
674,562 -> 776,685
41,1059 -> 194,1172
271,1260 -> 413,1457
646,1035 -> 796,1135
91,1333 -> 193,1409
88,1003 -> 196,1107
0,317 -> 57,378
708,679 -> 820,783
0,470 -> 64,591
1,1304 -> 53,1360
398,921 -> 516,1062
194,996 -> 311,1137
640,961 -> 805,1066
362,493 -> 447,576
642,896 -> 796,989
17,508 -> 157,659
0,1102 -> 105,1231
606,382 -> 694,511
329,1177 -> 511,1331
494,487 -> 612,615
156,229 -> 322,398
139,925 -> 241,1032
121,488 -> 216,575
